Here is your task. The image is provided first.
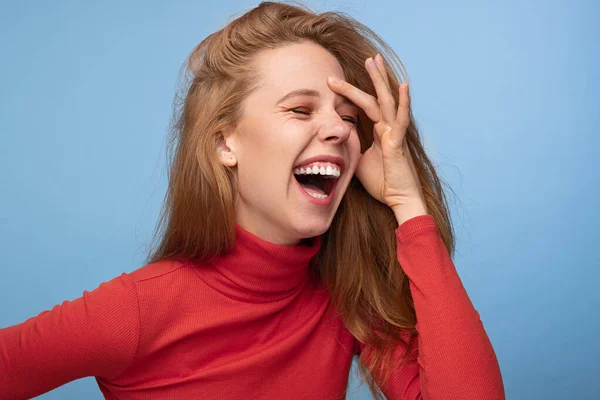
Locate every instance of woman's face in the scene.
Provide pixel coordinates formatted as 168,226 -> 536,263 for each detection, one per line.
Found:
219,41 -> 362,245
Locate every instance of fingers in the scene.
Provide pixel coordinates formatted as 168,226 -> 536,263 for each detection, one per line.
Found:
327,53 -> 408,135
365,56 -> 396,123
327,77 -> 381,123
391,82 -> 411,146
395,83 -> 410,130
374,54 -> 391,88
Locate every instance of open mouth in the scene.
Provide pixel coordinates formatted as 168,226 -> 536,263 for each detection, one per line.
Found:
294,173 -> 337,197
292,161 -> 343,201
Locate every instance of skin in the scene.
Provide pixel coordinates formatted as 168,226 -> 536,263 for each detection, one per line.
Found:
218,41 -> 427,246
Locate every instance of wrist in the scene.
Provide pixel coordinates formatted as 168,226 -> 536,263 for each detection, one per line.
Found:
392,203 -> 429,226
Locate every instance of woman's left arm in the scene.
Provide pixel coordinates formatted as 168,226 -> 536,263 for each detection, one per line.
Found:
387,213 -> 505,400
328,54 -> 505,400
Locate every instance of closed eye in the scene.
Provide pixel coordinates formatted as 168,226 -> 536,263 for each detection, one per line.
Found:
290,108 -> 357,125
342,116 -> 358,125
290,108 -> 311,115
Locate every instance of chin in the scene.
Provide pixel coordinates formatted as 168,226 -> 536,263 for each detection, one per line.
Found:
292,217 -> 334,240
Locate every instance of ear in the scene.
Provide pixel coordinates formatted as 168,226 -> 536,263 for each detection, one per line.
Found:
216,126 -> 238,167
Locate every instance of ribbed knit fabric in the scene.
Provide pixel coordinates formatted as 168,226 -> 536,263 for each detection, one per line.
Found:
0,215 -> 505,399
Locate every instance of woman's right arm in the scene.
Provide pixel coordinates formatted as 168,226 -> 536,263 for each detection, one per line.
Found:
0,273 -> 141,400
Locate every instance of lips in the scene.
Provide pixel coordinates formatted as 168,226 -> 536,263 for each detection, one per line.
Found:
291,154 -> 345,207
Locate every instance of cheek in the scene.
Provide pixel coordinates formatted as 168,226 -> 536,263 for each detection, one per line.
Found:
348,132 -> 362,168
235,122 -> 298,181
238,121 -> 283,160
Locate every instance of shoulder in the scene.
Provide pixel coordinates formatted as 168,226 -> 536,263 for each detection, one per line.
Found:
126,258 -> 191,284
82,259 -> 192,305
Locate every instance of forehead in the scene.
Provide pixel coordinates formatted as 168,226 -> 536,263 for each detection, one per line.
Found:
252,41 -> 345,97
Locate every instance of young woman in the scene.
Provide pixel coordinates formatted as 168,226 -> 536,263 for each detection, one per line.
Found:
0,2 -> 505,399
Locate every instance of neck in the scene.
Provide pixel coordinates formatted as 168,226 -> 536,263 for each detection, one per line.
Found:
190,223 -> 321,303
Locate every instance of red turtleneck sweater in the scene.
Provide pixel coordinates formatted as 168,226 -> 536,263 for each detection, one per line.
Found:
0,215 -> 505,399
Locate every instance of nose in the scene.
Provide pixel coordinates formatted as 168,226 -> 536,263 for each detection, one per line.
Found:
317,112 -> 353,144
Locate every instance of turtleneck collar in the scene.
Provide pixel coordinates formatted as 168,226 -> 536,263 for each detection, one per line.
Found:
192,224 -> 321,303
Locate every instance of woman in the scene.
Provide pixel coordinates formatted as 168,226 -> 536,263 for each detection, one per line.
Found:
0,2 -> 505,399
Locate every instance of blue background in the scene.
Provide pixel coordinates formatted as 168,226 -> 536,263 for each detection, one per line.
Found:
1,1 -> 598,399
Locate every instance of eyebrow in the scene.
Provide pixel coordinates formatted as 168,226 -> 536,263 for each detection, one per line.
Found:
275,88 -> 356,107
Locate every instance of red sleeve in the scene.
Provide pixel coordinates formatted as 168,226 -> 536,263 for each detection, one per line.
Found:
0,273 -> 141,400
357,214 -> 505,400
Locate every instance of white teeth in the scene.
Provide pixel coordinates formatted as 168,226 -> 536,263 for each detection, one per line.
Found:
293,163 -> 341,178
308,192 -> 328,199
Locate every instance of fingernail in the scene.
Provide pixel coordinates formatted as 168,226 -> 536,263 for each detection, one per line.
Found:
366,57 -> 375,67
375,53 -> 382,62
328,76 -> 342,84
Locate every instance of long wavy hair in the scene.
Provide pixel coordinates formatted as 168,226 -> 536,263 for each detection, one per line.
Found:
146,2 -> 456,399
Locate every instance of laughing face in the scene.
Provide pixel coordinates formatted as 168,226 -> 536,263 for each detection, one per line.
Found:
217,41 -> 362,245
